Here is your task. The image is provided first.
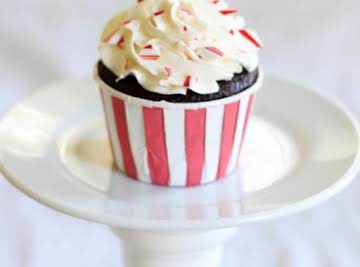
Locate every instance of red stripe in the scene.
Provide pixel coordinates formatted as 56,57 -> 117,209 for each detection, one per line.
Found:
217,101 -> 241,179
143,107 -> 170,186
112,97 -> 138,178
185,109 -> 206,186
240,94 -> 255,150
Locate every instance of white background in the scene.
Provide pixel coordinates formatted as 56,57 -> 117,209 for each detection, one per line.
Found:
1,0 -> 360,266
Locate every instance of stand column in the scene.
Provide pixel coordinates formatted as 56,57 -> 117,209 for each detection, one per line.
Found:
113,228 -> 239,267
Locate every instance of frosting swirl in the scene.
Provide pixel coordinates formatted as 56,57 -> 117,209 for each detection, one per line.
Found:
99,0 -> 262,95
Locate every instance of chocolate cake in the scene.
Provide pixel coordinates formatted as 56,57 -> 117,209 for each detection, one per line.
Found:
98,61 -> 259,103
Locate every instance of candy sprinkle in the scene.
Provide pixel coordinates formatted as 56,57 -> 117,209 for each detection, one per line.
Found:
140,55 -> 160,60
205,46 -> 224,57
239,29 -> 262,48
219,9 -> 237,15
183,75 -> 191,87
143,44 -> 153,49
154,10 -> 165,16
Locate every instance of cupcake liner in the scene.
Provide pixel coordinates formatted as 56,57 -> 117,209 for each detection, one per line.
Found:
95,69 -> 263,187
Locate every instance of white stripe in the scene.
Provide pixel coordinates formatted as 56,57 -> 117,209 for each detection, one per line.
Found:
102,90 -> 124,171
227,97 -> 249,174
202,105 -> 224,184
164,109 -> 187,186
125,102 -> 150,183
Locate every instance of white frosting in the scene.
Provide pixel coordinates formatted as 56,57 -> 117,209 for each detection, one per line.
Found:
99,0 -> 262,95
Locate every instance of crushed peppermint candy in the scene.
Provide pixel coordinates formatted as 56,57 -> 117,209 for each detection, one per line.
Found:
154,10 -> 165,16
99,0 -> 262,95
183,75 -> 192,87
239,29 -> 262,48
219,9 -> 237,15
143,44 -> 153,49
140,55 -> 160,60
140,44 -> 161,60
205,47 -> 224,57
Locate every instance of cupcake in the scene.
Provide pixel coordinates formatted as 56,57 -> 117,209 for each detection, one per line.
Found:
94,0 -> 263,187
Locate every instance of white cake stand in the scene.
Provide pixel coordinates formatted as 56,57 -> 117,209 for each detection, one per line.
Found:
1,77 -> 360,267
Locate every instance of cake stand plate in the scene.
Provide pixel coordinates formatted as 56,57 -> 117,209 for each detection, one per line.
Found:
1,77 -> 359,267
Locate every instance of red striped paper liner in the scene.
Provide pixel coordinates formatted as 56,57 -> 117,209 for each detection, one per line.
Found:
95,69 -> 262,187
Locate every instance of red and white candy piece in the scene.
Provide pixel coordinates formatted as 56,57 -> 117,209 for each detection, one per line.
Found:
183,75 -> 192,88
183,75 -> 199,88
205,46 -> 224,57
154,10 -> 165,16
219,9 -> 237,15
140,44 -> 161,61
196,46 -> 225,60
239,29 -> 262,48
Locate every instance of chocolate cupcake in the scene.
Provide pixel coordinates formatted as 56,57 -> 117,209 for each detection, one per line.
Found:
94,0 -> 263,187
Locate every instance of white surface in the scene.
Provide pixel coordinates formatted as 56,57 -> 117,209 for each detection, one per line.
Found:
113,228 -> 239,267
1,78 -> 358,230
1,81 -> 359,267
0,0 -> 360,266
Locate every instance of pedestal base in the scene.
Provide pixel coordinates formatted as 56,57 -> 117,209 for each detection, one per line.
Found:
113,228 -> 238,267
